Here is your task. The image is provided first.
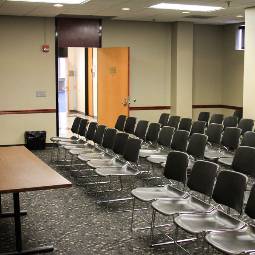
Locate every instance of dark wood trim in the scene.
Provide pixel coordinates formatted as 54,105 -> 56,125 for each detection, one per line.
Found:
0,109 -> 56,115
129,106 -> 171,111
68,110 -> 86,115
192,104 -> 243,110
129,105 -> 243,111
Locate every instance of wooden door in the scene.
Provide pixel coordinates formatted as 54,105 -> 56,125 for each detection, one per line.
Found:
87,48 -> 93,116
97,47 -> 129,127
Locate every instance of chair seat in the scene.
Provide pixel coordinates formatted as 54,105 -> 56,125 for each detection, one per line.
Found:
58,139 -> 84,146
95,165 -> 139,177
147,154 -> 168,164
174,209 -> 244,235
152,196 -> 212,216
218,156 -> 234,167
69,146 -> 95,155
50,136 -> 77,142
131,185 -> 185,202
204,149 -> 223,161
64,144 -> 88,150
139,149 -> 161,158
78,152 -> 109,162
206,225 -> 255,255
87,158 -> 123,168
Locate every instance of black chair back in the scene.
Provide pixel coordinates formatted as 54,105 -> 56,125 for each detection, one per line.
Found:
198,112 -> 210,123
187,160 -> 218,197
241,131 -> 255,148
232,146 -> 255,178
113,132 -> 129,155
85,122 -> 97,141
158,127 -> 175,147
221,127 -> 241,150
78,119 -> 89,136
245,184 -> 255,219
206,123 -> 223,145
212,170 -> 247,214
102,128 -> 117,150
238,118 -> 254,135
158,113 -> 170,127
171,130 -> 189,152
190,121 -> 206,135
210,114 -> 224,125
134,120 -> 149,140
71,117 -> 82,134
123,138 -> 142,163
223,116 -> 238,129
115,115 -> 126,131
124,117 -> 136,134
167,116 -> 181,129
93,125 -> 106,145
187,133 -> 208,159
178,118 -> 192,132
164,151 -> 189,185
145,123 -> 160,144
233,109 -> 243,123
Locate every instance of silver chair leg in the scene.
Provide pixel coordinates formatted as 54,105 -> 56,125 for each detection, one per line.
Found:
130,197 -> 136,233
150,208 -> 156,243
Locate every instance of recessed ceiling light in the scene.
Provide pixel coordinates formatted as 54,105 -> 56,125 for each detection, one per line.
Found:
236,15 -> 244,18
149,3 -> 224,12
182,11 -> 190,14
54,3 -> 63,7
122,7 -> 130,11
8,0 -> 89,4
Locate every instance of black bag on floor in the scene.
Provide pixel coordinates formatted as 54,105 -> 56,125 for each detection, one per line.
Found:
24,131 -> 46,150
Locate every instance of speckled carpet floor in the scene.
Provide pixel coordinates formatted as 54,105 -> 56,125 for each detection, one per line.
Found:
0,147 -> 222,255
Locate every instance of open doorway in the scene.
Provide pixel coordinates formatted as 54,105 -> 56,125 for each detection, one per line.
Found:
57,47 -> 98,137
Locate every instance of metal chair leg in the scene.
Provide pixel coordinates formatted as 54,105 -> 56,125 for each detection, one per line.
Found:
150,208 -> 156,243
130,197 -> 136,233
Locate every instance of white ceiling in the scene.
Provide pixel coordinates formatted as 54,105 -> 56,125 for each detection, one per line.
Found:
0,0 -> 254,24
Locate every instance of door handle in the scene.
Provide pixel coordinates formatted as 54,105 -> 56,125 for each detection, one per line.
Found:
122,98 -> 128,106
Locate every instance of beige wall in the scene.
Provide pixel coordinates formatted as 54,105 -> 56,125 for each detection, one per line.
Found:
102,20 -> 171,122
192,24 -> 224,119
0,16 -> 56,145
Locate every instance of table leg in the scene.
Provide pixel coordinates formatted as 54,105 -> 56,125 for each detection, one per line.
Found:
0,194 -> 27,218
0,192 -> 54,255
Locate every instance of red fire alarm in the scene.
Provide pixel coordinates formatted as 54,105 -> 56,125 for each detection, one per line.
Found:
42,44 -> 50,53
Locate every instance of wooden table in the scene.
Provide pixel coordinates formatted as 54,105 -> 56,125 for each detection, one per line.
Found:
0,146 -> 72,255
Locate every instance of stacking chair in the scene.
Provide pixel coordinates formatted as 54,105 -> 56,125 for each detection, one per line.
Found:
58,118 -> 88,146
151,160 -> 218,244
131,151 -> 189,232
238,118 -> 254,136
205,127 -> 241,161
158,113 -> 170,127
147,130 -> 189,165
68,125 -> 106,160
78,132 -> 129,168
198,112 -> 210,125
218,132 -> 255,167
115,115 -> 126,131
50,116 -> 81,143
233,109 -> 243,123
139,127 -> 175,158
94,138 -> 142,189
206,123 -> 224,146
178,118 -> 192,132
187,133 -> 208,169
124,116 -> 136,134
174,170 -> 247,253
167,116 -> 180,130
223,116 -> 238,129
209,114 -> 224,125
133,120 -> 149,140
142,123 -> 160,147
190,120 -> 206,135
205,184 -> 255,255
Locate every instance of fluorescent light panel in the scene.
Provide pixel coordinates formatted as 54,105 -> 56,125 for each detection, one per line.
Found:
149,3 -> 224,12
8,0 -> 89,4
